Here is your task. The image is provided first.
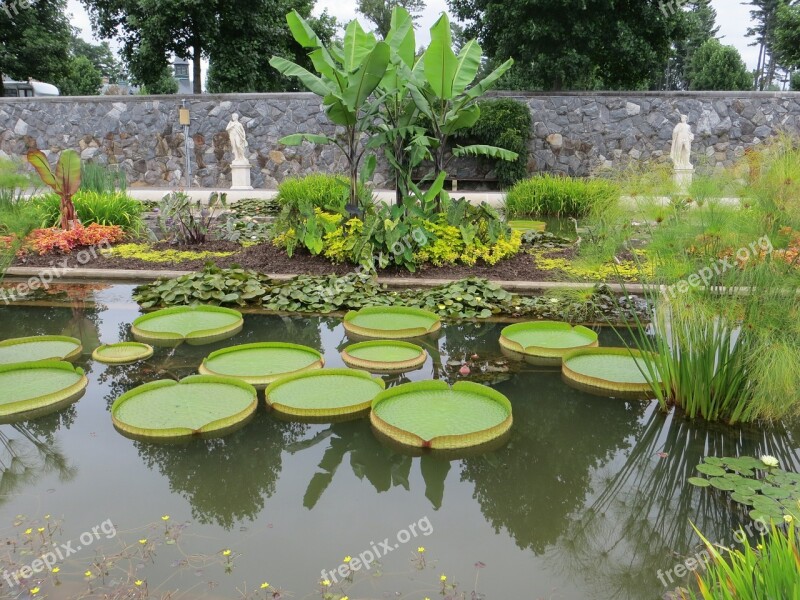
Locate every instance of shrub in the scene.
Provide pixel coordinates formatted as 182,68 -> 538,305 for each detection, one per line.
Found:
504,174 -> 619,218
455,98 -> 531,188
153,191 -> 227,245
33,191 -> 145,233
275,174 -> 354,212
26,224 -> 125,255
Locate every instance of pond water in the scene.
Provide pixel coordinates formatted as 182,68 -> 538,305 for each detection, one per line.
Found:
0,284 -> 798,600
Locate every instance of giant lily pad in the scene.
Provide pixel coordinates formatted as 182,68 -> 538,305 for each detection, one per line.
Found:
0,335 -> 82,364
199,342 -> 324,388
343,306 -> 441,339
370,380 -> 512,450
265,369 -> 385,420
562,347 -> 658,394
92,342 -> 154,365
499,321 -> 598,366
341,340 -> 427,374
111,375 -> 257,441
0,361 -> 88,422
132,306 -> 243,346
508,220 -> 546,233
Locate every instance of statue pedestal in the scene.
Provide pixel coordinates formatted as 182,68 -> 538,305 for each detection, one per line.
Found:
673,167 -> 694,194
231,160 -> 253,190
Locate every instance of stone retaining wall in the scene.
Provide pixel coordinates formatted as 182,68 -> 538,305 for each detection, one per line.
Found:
1,91 -> 798,188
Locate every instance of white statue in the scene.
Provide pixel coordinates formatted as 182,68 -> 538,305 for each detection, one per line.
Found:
670,115 -> 694,170
226,113 -> 248,163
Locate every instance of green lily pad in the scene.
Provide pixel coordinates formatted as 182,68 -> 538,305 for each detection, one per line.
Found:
343,306 -> 441,339
0,335 -> 82,364
0,361 -> 88,423
730,492 -> 756,506
111,375 -> 258,441
562,347 -> 659,394
696,463 -> 727,477
709,477 -> 737,491
688,477 -> 711,487
499,321 -> 598,366
199,342 -> 324,388
341,340 -> 427,374
508,219 -> 546,232
761,486 -> 792,500
265,368 -> 385,420
92,342 -> 154,365
703,457 -> 725,466
132,306 -> 243,347
370,380 -> 513,450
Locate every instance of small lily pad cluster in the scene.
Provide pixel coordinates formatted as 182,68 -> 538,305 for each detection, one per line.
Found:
689,455 -> 800,522
134,266 -> 272,308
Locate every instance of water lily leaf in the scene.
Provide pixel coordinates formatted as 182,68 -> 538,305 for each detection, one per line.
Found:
730,492 -> 755,506
696,464 -> 728,477
688,477 -> 711,488
709,477 -> 737,491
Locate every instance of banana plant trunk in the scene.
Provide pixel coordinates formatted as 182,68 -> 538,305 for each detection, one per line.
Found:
61,196 -> 79,231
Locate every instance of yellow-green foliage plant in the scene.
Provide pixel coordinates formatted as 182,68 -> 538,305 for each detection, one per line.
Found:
685,521 -> 800,600
504,174 -> 619,218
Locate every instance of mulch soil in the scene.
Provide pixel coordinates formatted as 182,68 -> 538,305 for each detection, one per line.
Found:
13,241 -> 573,282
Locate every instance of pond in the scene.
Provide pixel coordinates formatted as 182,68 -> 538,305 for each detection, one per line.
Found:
0,284 -> 798,599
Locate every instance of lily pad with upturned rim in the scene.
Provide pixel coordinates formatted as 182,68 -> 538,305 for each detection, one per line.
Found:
111,375 -> 258,441
0,361 -> 88,422
499,321 -> 598,366
92,342 -> 154,365
341,340 -> 427,374
131,306 -> 243,347
562,347 -> 659,394
198,342 -> 324,388
265,368 -> 385,420
0,336 -> 82,364
343,306 -> 441,339
508,220 -> 546,232
370,380 -> 512,450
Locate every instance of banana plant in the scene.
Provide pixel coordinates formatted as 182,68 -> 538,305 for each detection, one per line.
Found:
27,149 -> 82,231
270,11 -> 391,212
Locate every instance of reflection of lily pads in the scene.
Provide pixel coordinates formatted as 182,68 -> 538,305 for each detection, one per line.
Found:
0,336 -> 82,364
0,361 -> 88,422
341,340 -> 427,374
199,342 -> 324,388
343,306 -> 441,339
92,342 -> 154,365
500,321 -> 598,366
562,347 -> 658,394
132,306 -> 243,347
111,375 -> 257,441
265,369 -> 385,420
370,380 -> 512,450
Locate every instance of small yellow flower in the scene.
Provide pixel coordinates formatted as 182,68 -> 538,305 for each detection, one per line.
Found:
342,597 -> 349,600
757,544 -> 764,550
440,574 -> 447,582
260,582 -> 269,589
222,549 -> 232,556
30,587 -> 40,595
51,567 -> 60,574
135,580 -> 143,586
343,555 -> 351,563
161,515 -> 170,521
44,514 -> 50,519
37,527 -> 45,533
321,579 -> 331,586
784,515 -> 794,523
139,539 -> 147,544
84,570 -> 93,577
24,528 -> 32,535
417,546 -> 425,553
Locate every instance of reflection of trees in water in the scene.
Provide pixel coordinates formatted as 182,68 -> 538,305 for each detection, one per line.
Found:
133,412 -> 307,530
459,371 -> 648,554
0,415 -> 77,503
547,405 -> 800,600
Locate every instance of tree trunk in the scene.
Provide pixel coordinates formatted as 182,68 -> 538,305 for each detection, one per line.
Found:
193,39 -> 202,94
61,197 -> 79,231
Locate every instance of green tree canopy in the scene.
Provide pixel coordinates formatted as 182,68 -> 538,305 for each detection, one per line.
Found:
0,0 -> 72,95
774,2 -> 800,70
69,35 -> 125,83
687,38 -> 753,91
58,56 -> 103,96
357,0 -> 425,38
447,0 -> 676,90
661,0 -> 720,90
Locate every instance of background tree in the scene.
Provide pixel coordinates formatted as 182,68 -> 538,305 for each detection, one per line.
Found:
687,38 -> 753,90
661,0 -> 719,90
746,0 -> 790,90
774,3 -> 800,75
58,56 -> 103,96
357,0 -> 425,38
0,0 -> 71,95
69,35 -> 126,83
448,0 -> 675,90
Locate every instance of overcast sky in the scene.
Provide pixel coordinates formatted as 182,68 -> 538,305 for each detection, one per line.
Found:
66,0 -> 760,71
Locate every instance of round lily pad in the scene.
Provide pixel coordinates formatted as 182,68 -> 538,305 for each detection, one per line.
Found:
343,306 -> 441,339
132,306 -> 243,347
265,369 -> 385,420
111,375 -> 258,441
199,342 -> 324,388
696,463 -> 728,476
562,347 -> 659,394
709,477 -> 737,491
499,321 -> 598,366
370,380 -> 513,450
0,335 -> 82,364
688,477 -> 711,488
0,361 -> 88,422
92,342 -> 154,365
730,492 -> 756,505
341,340 -> 427,374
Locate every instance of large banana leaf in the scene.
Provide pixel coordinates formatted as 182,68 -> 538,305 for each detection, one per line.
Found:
26,150 -> 58,191
442,103 -> 481,134
423,14 -> 458,99
55,149 -> 81,197
386,6 -> 416,67
453,145 -> 520,162
323,95 -> 357,126
343,41 -> 390,111
343,19 -> 376,72
462,57 -> 515,103
287,9 -> 323,48
452,40 -> 482,96
269,56 -> 331,97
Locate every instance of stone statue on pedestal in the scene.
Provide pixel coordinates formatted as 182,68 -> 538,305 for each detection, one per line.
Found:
226,113 -> 248,163
670,115 -> 694,170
